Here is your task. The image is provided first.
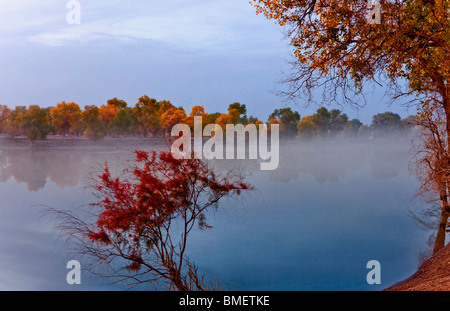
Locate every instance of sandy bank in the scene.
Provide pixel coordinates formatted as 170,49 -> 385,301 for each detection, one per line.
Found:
386,244 -> 450,291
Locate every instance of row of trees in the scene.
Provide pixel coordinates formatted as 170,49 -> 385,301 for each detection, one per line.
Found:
0,98 -> 415,141
0,97 -> 250,141
296,108 -> 415,138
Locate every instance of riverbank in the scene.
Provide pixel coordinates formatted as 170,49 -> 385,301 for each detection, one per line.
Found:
385,244 -> 450,291
0,135 -> 170,151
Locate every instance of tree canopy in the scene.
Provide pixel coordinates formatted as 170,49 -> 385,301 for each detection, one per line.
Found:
252,0 -> 450,111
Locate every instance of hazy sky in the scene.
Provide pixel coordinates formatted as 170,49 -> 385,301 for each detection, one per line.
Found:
0,0 -> 416,124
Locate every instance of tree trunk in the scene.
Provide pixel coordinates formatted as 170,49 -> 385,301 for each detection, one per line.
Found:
433,193 -> 449,254
434,98 -> 450,253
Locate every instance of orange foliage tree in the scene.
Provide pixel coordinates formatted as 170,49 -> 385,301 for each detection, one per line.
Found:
182,105 -> 208,130
161,107 -> 188,136
99,103 -> 119,134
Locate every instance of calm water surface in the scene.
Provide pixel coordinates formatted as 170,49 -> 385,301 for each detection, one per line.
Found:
0,136 -> 434,290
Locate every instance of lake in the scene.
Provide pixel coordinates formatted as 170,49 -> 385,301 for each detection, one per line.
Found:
0,135 -> 435,290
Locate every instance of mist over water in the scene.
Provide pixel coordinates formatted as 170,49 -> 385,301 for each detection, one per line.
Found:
0,135 -> 432,290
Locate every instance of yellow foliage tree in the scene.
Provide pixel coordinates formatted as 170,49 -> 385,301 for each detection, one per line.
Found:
50,102 -> 82,136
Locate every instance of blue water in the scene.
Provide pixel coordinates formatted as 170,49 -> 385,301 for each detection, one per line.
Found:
0,137 -> 434,290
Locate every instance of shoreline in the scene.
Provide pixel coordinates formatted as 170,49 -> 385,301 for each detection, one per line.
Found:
0,135 -> 171,151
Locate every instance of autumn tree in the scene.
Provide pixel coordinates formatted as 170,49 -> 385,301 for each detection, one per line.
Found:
190,105 -> 207,118
297,115 -> 319,138
56,150 -> 251,290
255,120 -> 264,127
99,103 -> 119,135
50,102 -> 82,136
252,0 -> 450,107
107,97 -> 128,109
215,113 -> 234,130
133,96 -> 158,137
133,96 -> 176,137
8,106 -> 28,136
43,107 -> 54,134
204,112 -> 221,125
215,104 -> 244,130
181,105 -> 207,130
161,107 -> 187,136
0,105 -> 11,135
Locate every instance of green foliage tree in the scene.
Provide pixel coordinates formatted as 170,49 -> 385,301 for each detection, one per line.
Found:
269,108 -> 300,138
109,107 -> 135,136
312,107 -> 332,134
82,105 -> 106,140
348,118 -> 363,135
228,102 -> 247,115
228,102 -> 248,124
329,109 -> 349,133
371,112 -> 403,135
21,105 -> 52,141
297,107 -> 359,138
311,107 -> 349,136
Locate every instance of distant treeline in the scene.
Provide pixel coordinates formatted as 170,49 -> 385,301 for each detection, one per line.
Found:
0,96 -> 416,141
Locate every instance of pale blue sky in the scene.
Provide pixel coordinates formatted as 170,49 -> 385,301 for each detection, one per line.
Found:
0,0 -> 415,124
